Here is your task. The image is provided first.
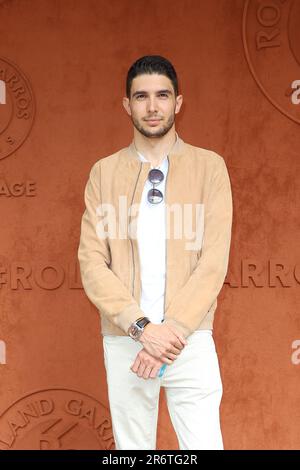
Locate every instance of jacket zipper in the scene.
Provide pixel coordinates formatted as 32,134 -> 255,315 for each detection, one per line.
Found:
129,162 -> 143,297
162,155 -> 169,322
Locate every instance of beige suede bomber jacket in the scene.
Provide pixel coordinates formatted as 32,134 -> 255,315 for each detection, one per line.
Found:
78,135 -> 233,338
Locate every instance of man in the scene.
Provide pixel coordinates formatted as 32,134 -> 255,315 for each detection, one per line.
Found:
78,55 -> 233,450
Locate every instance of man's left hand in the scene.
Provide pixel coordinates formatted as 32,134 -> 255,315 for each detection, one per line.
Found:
130,348 -> 164,379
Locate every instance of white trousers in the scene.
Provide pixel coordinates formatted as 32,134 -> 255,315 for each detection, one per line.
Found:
103,329 -> 224,450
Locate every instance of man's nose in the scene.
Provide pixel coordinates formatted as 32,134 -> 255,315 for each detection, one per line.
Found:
147,97 -> 158,112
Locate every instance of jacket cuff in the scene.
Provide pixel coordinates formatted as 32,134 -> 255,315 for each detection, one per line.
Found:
117,303 -> 147,336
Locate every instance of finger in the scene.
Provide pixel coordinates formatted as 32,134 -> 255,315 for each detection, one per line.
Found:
173,333 -> 188,347
131,361 -> 139,372
142,366 -> 153,380
174,346 -> 185,356
150,368 -> 160,378
160,356 -> 174,365
131,358 -> 140,373
163,351 -> 178,361
167,326 -> 187,346
176,338 -> 188,349
137,364 -> 146,377
168,337 -> 184,352
173,331 -> 188,345
165,344 -> 182,357
170,345 -> 183,354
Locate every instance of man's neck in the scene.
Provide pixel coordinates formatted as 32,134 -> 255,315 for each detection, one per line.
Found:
133,130 -> 178,167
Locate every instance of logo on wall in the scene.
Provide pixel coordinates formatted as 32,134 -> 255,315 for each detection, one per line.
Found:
243,0 -> 300,124
0,388 -> 115,450
0,57 -> 35,160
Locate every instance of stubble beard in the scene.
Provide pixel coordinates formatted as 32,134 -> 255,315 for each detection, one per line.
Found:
131,112 -> 175,139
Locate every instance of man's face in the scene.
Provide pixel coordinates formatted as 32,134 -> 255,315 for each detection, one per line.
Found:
123,73 -> 183,138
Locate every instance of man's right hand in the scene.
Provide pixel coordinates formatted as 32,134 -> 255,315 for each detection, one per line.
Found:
138,323 -> 188,364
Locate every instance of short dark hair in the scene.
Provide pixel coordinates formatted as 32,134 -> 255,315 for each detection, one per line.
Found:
126,55 -> 179,99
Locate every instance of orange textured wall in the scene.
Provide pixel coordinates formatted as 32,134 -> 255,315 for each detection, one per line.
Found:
0,0 -> 299,450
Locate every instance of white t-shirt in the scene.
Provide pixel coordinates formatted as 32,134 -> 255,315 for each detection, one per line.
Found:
136,153 -> 169,324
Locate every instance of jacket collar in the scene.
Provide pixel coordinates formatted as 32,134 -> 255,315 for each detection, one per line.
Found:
127,132 -> 186,162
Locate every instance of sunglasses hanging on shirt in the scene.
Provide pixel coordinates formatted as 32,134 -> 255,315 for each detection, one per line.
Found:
147,168 -> 164,204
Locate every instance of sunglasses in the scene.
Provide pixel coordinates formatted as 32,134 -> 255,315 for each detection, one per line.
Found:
147,168 -> 164,204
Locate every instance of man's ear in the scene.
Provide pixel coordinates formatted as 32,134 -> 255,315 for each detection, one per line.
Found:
175,94 -> 183,115
122,97 -> 131,116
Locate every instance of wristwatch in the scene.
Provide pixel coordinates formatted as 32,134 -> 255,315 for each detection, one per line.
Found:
128,316 -> 151,341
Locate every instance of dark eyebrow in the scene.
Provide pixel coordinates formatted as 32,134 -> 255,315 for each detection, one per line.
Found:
132,89 -> 172,98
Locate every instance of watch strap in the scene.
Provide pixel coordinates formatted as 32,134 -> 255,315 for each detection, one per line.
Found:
136,317 -> 151,329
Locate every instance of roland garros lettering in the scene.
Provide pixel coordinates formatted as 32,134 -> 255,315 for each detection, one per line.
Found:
0,398 -> 111,449
0,68 -> 31,119
0,57 -> 35,160
253,0 -> 300,106
255,0 -> 284,50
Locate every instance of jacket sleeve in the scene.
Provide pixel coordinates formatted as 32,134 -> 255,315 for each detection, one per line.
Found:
78,160 -> 145,334
163,155 -> 233,338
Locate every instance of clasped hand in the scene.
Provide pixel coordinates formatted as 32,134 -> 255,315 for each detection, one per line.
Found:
130,323 -> 187,380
